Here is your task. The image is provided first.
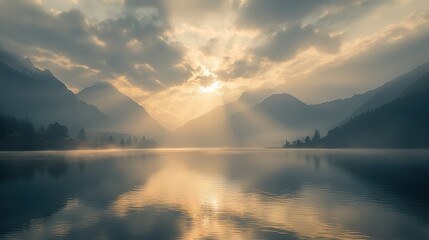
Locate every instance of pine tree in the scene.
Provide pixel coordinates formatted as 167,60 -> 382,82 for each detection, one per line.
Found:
313,129 -> 321,142
46,122 -> 68,141
305,136 -> 311,144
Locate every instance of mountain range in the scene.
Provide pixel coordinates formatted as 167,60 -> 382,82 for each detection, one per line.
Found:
175,62 -> 429,147
1,48 -> 429,148
174,84 -> 373,146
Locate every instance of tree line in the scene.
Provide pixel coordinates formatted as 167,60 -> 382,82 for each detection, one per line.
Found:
283,129 -> 321,148
0,114 -> 157,150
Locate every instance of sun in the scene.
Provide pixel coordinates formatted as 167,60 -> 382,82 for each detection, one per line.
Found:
197,67 -> 222,94
202,67 -> 215,78
198,81 -> 222,94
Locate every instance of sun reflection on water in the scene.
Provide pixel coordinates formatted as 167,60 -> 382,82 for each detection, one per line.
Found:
3,150 -> 427,239
109,159 -> 366,240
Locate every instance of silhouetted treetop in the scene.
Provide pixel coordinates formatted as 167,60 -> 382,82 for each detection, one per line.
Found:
46,122 -> 68,141
313,130 -> 320,142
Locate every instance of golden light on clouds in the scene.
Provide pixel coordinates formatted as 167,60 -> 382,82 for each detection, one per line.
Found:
91,35 -> 106,47
2,0 -> 429,129
198,81 -> 222,94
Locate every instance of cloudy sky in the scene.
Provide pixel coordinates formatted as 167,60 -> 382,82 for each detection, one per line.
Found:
1,0 -> 429,129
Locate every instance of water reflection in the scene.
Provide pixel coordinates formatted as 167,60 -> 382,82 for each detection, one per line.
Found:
1,149 -> 429,239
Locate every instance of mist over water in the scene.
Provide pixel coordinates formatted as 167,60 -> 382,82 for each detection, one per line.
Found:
1,149 -> 429,240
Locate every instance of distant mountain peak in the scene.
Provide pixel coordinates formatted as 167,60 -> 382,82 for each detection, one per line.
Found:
237,88 -> 275,101
77,82 -> 167,138
93,81 -> 114,88
78,82 -> 141,110
81,81 -> 116,92
42,69 -> 54,77
259,92 -> 305,105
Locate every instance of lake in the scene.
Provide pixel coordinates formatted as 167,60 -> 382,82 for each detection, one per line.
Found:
0,149 -> 429,240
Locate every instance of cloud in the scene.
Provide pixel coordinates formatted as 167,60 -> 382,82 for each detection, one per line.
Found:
170,0 -> 228,15
236,0 -> 390,30
34,0 -> 123,21
123,0 -> 168,21
288,11 -> 429,102
237,0 -> 334,29
199,38 -> 219,56
0,0 -> 428,128
93,14 -> 191,89
0,0 -> 192,91
218,57 -> 263,80
253,24 -> 341,62
124,0 -> 230,24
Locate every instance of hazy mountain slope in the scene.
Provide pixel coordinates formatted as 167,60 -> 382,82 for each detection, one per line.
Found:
0,49 -> 108,132
233,62 -> 429,146
318,73 -> 429,148
351,62 -> 429,117
252,93 -> 311,124
173,89 -> 275,146
227,93 -> 313,145
78,82 -> 167,139
229,92 -> 369,145
248,92 -> 374,130
173,61 -> 429,147
178,88 -> 275,131
174,90 -> 373,147
235,93 -> 312,131
314,91 -> 374,123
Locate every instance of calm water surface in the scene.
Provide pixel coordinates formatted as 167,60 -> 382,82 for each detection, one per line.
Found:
1,148 -> 429,240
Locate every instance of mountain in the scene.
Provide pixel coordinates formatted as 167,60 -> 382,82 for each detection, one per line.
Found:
314,91 -> 374,123
77,82 -> 167,140
228,93 -> 312,145
179,88 -> 275,131
253,92 -> 373,130
174,90 -> 373,146
227,92 -> 373,146
315,73 -> 429,148
350,63 -> 429,118
173,89 -> 275,146
225,62 -> 429,147
174,62 -> 429,147
0,49 -> 108,133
